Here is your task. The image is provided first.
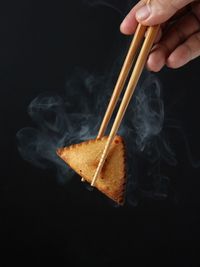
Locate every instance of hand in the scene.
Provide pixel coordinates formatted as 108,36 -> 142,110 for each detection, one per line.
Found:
120,0 -> 200,72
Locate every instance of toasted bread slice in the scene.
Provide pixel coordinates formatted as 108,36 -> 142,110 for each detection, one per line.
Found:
57,136 -> 126,205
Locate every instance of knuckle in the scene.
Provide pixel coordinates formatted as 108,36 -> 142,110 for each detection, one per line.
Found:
170,0 -> 182,12
183,43 -> 192,57
194,31 -> 200,43
152,0 -> 167,14
151,0 -> 178,20
174,25 -> 185,44
192,2 -> 200,22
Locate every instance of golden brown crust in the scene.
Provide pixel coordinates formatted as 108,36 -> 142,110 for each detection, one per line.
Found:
57,135 -> 127,205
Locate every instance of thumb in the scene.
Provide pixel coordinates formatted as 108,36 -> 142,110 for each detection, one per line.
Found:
136,0 -> 194,25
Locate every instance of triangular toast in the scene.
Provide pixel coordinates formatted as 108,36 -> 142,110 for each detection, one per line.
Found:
57,136 -> 126,205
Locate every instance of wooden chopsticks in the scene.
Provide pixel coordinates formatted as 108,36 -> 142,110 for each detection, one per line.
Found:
97,23 -> 147,139
91,6 -> 160,187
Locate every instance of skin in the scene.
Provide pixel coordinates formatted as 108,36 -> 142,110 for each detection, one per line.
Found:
120,0 -> 200,72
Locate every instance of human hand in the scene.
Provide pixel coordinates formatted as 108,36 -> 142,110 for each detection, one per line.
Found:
120,0 -> 200,72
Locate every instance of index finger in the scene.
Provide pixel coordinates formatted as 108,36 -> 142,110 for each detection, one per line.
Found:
120,1 -> 145,35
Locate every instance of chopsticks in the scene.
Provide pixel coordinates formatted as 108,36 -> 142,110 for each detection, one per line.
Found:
97,23 -> 147,139
91,7 -> 160,186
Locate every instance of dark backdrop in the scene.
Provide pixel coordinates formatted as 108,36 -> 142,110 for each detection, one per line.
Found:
1,0 -> 200,266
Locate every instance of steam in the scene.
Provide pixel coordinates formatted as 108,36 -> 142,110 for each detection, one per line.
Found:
17,73 -> 106,183
83,1 -> 122,15
16,69 -> 176,203
83,0 -> 134,16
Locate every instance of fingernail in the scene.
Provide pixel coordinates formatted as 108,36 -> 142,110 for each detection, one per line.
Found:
136,5 -> 151,21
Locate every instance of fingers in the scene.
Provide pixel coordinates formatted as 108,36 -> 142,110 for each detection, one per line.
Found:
136,0 -> 194,25
120,1 -> 144,35
120,0 -> 195,34
167,4 -> 200,68
120,0 -> 200,71
146,44 -> 169,72
146,7 -> 200,71
167,32 -> 200,68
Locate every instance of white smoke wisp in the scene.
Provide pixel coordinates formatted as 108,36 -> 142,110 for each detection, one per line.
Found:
82,0 -> 136,18
16,70 -> 176,204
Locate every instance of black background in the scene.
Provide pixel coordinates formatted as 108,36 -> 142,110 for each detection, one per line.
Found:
1,0 -> 200,265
